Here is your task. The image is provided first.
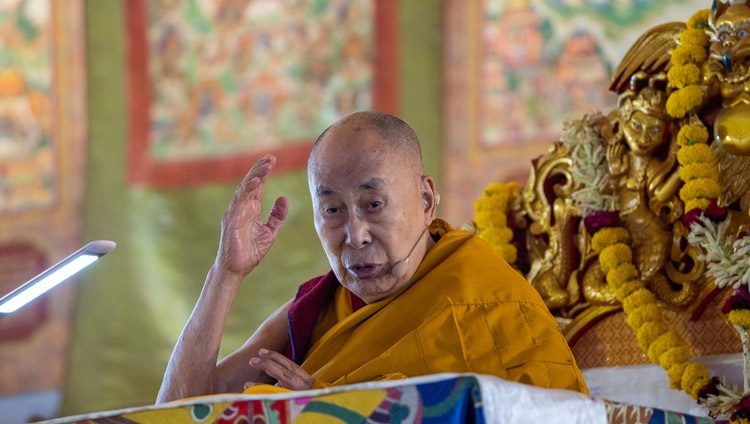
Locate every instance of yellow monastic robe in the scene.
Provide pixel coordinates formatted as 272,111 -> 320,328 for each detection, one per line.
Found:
299,220 -> 588,394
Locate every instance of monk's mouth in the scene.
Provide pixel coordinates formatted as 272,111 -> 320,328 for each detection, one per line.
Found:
347,264 -> 382,279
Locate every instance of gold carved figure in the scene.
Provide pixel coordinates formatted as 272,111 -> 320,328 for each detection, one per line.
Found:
705,2 -> 750,155
486,6 -> 750,335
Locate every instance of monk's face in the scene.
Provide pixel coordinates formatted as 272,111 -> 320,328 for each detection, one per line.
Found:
308,125 -> 436,304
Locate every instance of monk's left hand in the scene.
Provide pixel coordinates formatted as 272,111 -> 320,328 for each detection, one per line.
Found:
246,348 -> 314,391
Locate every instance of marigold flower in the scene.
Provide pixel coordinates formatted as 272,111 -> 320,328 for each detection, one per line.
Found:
474,210 -> 507,230
677,143 -> 714,165
677,124 -> 709,146
615,279 -> 645,303
679,177 -> 722,202
591,226 -> 630,253
667,362 -> 687,390
686,9 -> 709,30
680,27 -> 709,47
622,288 -> 657,315
685,197 -> 711,212
636,320 -> 669,351
598,243 -> 633,273
658,345 -> 692,371
647,330 -> 686,364
627,303 -> 662,330
606,262 -> 639,289
474,195 -> 508,212
497,243 -> 517,264
670,44 -> 708,66
666,85 -> 704,118
667,64 -> 701,88
728,308 -> 750,328
680,162 -> 719,182
681,362 -> 711,400
480,227 -> 514,245
484,181 -> 519,197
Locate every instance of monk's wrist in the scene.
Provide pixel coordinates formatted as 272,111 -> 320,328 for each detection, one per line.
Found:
205,264 -> 246,297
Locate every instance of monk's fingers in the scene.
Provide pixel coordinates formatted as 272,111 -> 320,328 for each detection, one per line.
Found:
248,349 -> 313,391
265,197 -> 289,234
231,155 -> 277,205
243,381 -> 259,390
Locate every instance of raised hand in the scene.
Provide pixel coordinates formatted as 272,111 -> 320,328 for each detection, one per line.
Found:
607,142 -> 628,178
215,155 -> 289,279
246,348 -> 315,391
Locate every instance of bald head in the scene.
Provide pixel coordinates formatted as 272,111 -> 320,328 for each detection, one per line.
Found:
308,111 -> 424,174
305,111 -> 438,303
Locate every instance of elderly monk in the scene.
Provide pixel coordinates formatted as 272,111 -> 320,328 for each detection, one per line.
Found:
156,111 -> 587,403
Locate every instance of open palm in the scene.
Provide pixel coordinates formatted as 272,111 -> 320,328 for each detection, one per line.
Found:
216,155 -> 289,277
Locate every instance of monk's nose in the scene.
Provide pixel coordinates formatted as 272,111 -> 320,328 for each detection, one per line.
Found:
345,214 -> 371,249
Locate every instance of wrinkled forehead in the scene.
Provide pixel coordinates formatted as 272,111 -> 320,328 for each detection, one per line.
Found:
307,128 -> 420,195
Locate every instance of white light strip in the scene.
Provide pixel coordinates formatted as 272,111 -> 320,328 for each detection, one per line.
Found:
0,240 -> 116,315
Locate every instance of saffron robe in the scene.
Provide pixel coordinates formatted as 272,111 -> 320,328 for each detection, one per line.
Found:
286,219 -> 588,394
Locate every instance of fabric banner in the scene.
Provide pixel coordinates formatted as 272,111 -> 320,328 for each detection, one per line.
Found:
125,0 -> 399,188
41,373 -> 716,424
0,0 -> 87,413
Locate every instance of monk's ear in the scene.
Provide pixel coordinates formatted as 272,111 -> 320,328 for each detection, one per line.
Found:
421,175 -> 438,220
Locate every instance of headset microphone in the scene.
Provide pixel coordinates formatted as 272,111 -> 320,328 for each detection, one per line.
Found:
391,226 -> 430,278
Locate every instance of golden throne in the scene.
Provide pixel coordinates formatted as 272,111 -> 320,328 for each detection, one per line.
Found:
472,2 -> 749,417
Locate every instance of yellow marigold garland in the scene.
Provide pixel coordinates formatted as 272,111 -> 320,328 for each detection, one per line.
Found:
685,198 -> 712,213
615,279 -> 645,301
682,362 -> 712,399
679,178 -> 723,202
627,303 -> 662,329
686,9 -> 709,30
667,64 -> 701,88
590,227 -> 630,252
636,320 -> 669,351
666,85 -> 704,118
474,182 -> 519,265
677,124 -> 708,146
666,10 -> 709,119
474,210 -> 507,229
680,28 -> 709,48
659,346 -> 692,370
606,262 -> 639,287
678,143 -> 713,164
680,162 -> 720,182
671,44 -> 708,66
729,309 -> 750,329
593,229 -> 711,396
647,331 -> 687,364
480,227 -> 514,245
675,123 -> 721,217
598,243 -> 633,271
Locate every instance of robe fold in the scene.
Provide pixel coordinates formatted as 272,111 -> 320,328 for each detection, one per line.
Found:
285,219 -> 588,394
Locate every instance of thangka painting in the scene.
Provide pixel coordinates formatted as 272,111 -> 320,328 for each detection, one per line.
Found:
127,0 -> 398,188
0,0 -> 56,212
0,0 -> 87,418
443,0 -> 711,224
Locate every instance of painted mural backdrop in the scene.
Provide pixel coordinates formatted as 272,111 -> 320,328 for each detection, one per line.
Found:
0,0 -> 54,212
0,0 -> 87,421
127,0 -> 376,189
147,0 -> 373,160
443,0 -> 711,225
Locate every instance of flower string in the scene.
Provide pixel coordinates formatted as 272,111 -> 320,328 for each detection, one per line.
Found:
590,228 -> 712,397
666,9 -> 709,119
474,182 -> 519,264
675,122 -> 723,215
